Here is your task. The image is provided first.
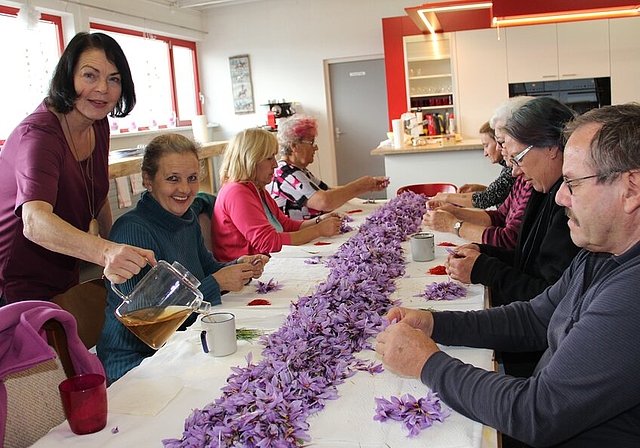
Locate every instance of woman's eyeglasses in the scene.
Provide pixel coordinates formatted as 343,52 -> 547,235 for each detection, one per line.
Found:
509,144 -> 534,167
494,136 -> 505,149
301,140 -> 318,148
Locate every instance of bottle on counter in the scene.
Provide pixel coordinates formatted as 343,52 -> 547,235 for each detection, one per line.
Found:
449,114 -> 455,135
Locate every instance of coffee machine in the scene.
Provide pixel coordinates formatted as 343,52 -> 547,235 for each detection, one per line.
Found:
265,100 -> 295,130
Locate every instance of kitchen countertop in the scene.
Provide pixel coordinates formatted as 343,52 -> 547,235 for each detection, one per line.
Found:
371,138 -> 482,156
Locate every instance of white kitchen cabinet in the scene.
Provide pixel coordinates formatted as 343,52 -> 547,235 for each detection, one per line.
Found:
454,27 -> 508,138
609,16 -> 640,105
506,23 -> 558,83
557,20 -> 610,78
506,20 -> 610,83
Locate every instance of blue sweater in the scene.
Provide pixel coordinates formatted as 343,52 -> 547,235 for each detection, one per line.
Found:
97,192 -> 233,383
424,241 -> 640,447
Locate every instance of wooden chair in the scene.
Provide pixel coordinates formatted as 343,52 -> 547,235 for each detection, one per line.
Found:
51,278 -> 108,350
190,191 -> 216,252
396,182 -> 458,197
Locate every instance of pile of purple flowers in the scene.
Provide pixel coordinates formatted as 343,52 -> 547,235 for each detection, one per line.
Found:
163,193 -> 427,448
373,393 -> 451,437
416,281 -> 467,301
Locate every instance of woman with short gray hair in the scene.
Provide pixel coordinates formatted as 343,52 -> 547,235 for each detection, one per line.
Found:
267,115 -> 388,220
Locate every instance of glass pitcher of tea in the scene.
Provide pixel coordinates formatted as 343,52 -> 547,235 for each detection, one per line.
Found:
111,260 -> 211,349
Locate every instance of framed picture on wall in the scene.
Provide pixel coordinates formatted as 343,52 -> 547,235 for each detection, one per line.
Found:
229,54 -> 255,114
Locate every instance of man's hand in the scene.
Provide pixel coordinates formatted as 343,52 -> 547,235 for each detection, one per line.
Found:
375,322 -> 439,378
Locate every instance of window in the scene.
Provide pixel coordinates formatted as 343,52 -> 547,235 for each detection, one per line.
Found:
0,6 -> 63,144
90,23 -> 202,134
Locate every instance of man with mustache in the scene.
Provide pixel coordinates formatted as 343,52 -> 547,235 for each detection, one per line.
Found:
376,103 -> 640,448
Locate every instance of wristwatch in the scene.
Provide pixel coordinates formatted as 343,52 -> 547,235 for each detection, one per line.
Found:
453,220 -> 463,237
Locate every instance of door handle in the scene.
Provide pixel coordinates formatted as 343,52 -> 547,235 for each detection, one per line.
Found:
335,127 -> 343,142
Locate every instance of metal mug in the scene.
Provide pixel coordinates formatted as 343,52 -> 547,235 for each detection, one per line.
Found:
410,232 -> 435,262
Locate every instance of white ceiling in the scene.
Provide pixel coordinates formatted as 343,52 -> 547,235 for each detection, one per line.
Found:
153,0 -> 271,10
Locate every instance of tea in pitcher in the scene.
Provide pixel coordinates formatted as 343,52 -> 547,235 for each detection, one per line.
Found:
118,305 -> 193,349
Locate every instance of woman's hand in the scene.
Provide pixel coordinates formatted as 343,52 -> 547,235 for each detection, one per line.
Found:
237,254 -> 270,278
446,246 -> 480,283
427,192 -> 451,209
316,216 -> 342,237
213,263 -> 254,292
422,209 -> 456,233
371,176 -> 390,191
458,183 -> 486,193
102,244 -> 156,284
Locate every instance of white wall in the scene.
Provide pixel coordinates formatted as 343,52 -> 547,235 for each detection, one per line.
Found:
199,0 -> 420,185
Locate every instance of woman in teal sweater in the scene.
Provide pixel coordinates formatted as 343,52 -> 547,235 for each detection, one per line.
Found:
98,133 -> 267,384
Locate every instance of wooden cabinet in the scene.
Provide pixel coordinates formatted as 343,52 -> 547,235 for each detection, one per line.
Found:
506,20 -> 610,83
404,34 -> 456,118
609,16 -> 640,104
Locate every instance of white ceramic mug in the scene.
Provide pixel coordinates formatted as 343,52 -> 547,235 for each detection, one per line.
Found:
410,232 -> 435,262
200,312 -> 237,357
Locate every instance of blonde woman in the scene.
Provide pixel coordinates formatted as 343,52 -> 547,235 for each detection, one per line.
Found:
212,128 -> 341,262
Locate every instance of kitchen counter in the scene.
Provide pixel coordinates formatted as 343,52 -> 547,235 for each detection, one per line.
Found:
109,140 -> 227,192
371,138 -> 483,156
371,138 -> 501,196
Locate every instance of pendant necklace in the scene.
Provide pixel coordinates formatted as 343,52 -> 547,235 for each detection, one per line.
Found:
63,114 -> 99,236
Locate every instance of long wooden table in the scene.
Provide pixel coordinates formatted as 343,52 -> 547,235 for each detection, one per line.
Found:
32,199 -> 497,448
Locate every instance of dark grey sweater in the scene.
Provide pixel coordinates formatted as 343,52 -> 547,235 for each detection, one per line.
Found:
422,242 -> 640,447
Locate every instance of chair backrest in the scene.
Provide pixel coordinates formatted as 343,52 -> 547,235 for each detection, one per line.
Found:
396,183 -> 458,197
51,278 -> 108,350
3,320 -> 72,448
190,191 -> 216,252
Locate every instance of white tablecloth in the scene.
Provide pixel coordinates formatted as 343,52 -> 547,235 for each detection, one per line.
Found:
32,199 -> 496,448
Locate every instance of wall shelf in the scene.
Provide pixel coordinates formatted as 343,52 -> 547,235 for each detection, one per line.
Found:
409,74 -> 451,80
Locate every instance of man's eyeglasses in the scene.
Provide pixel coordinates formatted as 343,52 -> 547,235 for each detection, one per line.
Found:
562,174 -> 599,195
301,140 -> 318,148
510,144 -> 534,167
494,137 -> 505,149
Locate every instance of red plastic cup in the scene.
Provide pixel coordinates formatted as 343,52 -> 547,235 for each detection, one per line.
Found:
58,373 -> 107,435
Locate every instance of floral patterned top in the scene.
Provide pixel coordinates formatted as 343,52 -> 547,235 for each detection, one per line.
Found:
471,162 -> 514,209
266,160 -> 329,220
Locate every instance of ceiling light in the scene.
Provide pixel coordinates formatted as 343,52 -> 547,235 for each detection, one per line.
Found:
492,6 -> 640,27
411,2 -> 492,34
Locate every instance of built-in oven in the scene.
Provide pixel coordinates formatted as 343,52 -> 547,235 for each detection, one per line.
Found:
508,77 -> 611,115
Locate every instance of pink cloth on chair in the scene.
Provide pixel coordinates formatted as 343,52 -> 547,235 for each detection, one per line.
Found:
0,301 -> 105,443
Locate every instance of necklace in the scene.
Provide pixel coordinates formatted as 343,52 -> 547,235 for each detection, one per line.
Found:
63,114 -> 99,236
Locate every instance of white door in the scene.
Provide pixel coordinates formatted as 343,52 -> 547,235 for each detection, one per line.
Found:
328,58 -> 388,199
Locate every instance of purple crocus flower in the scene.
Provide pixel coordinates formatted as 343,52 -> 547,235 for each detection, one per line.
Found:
255,278 -> 284,294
